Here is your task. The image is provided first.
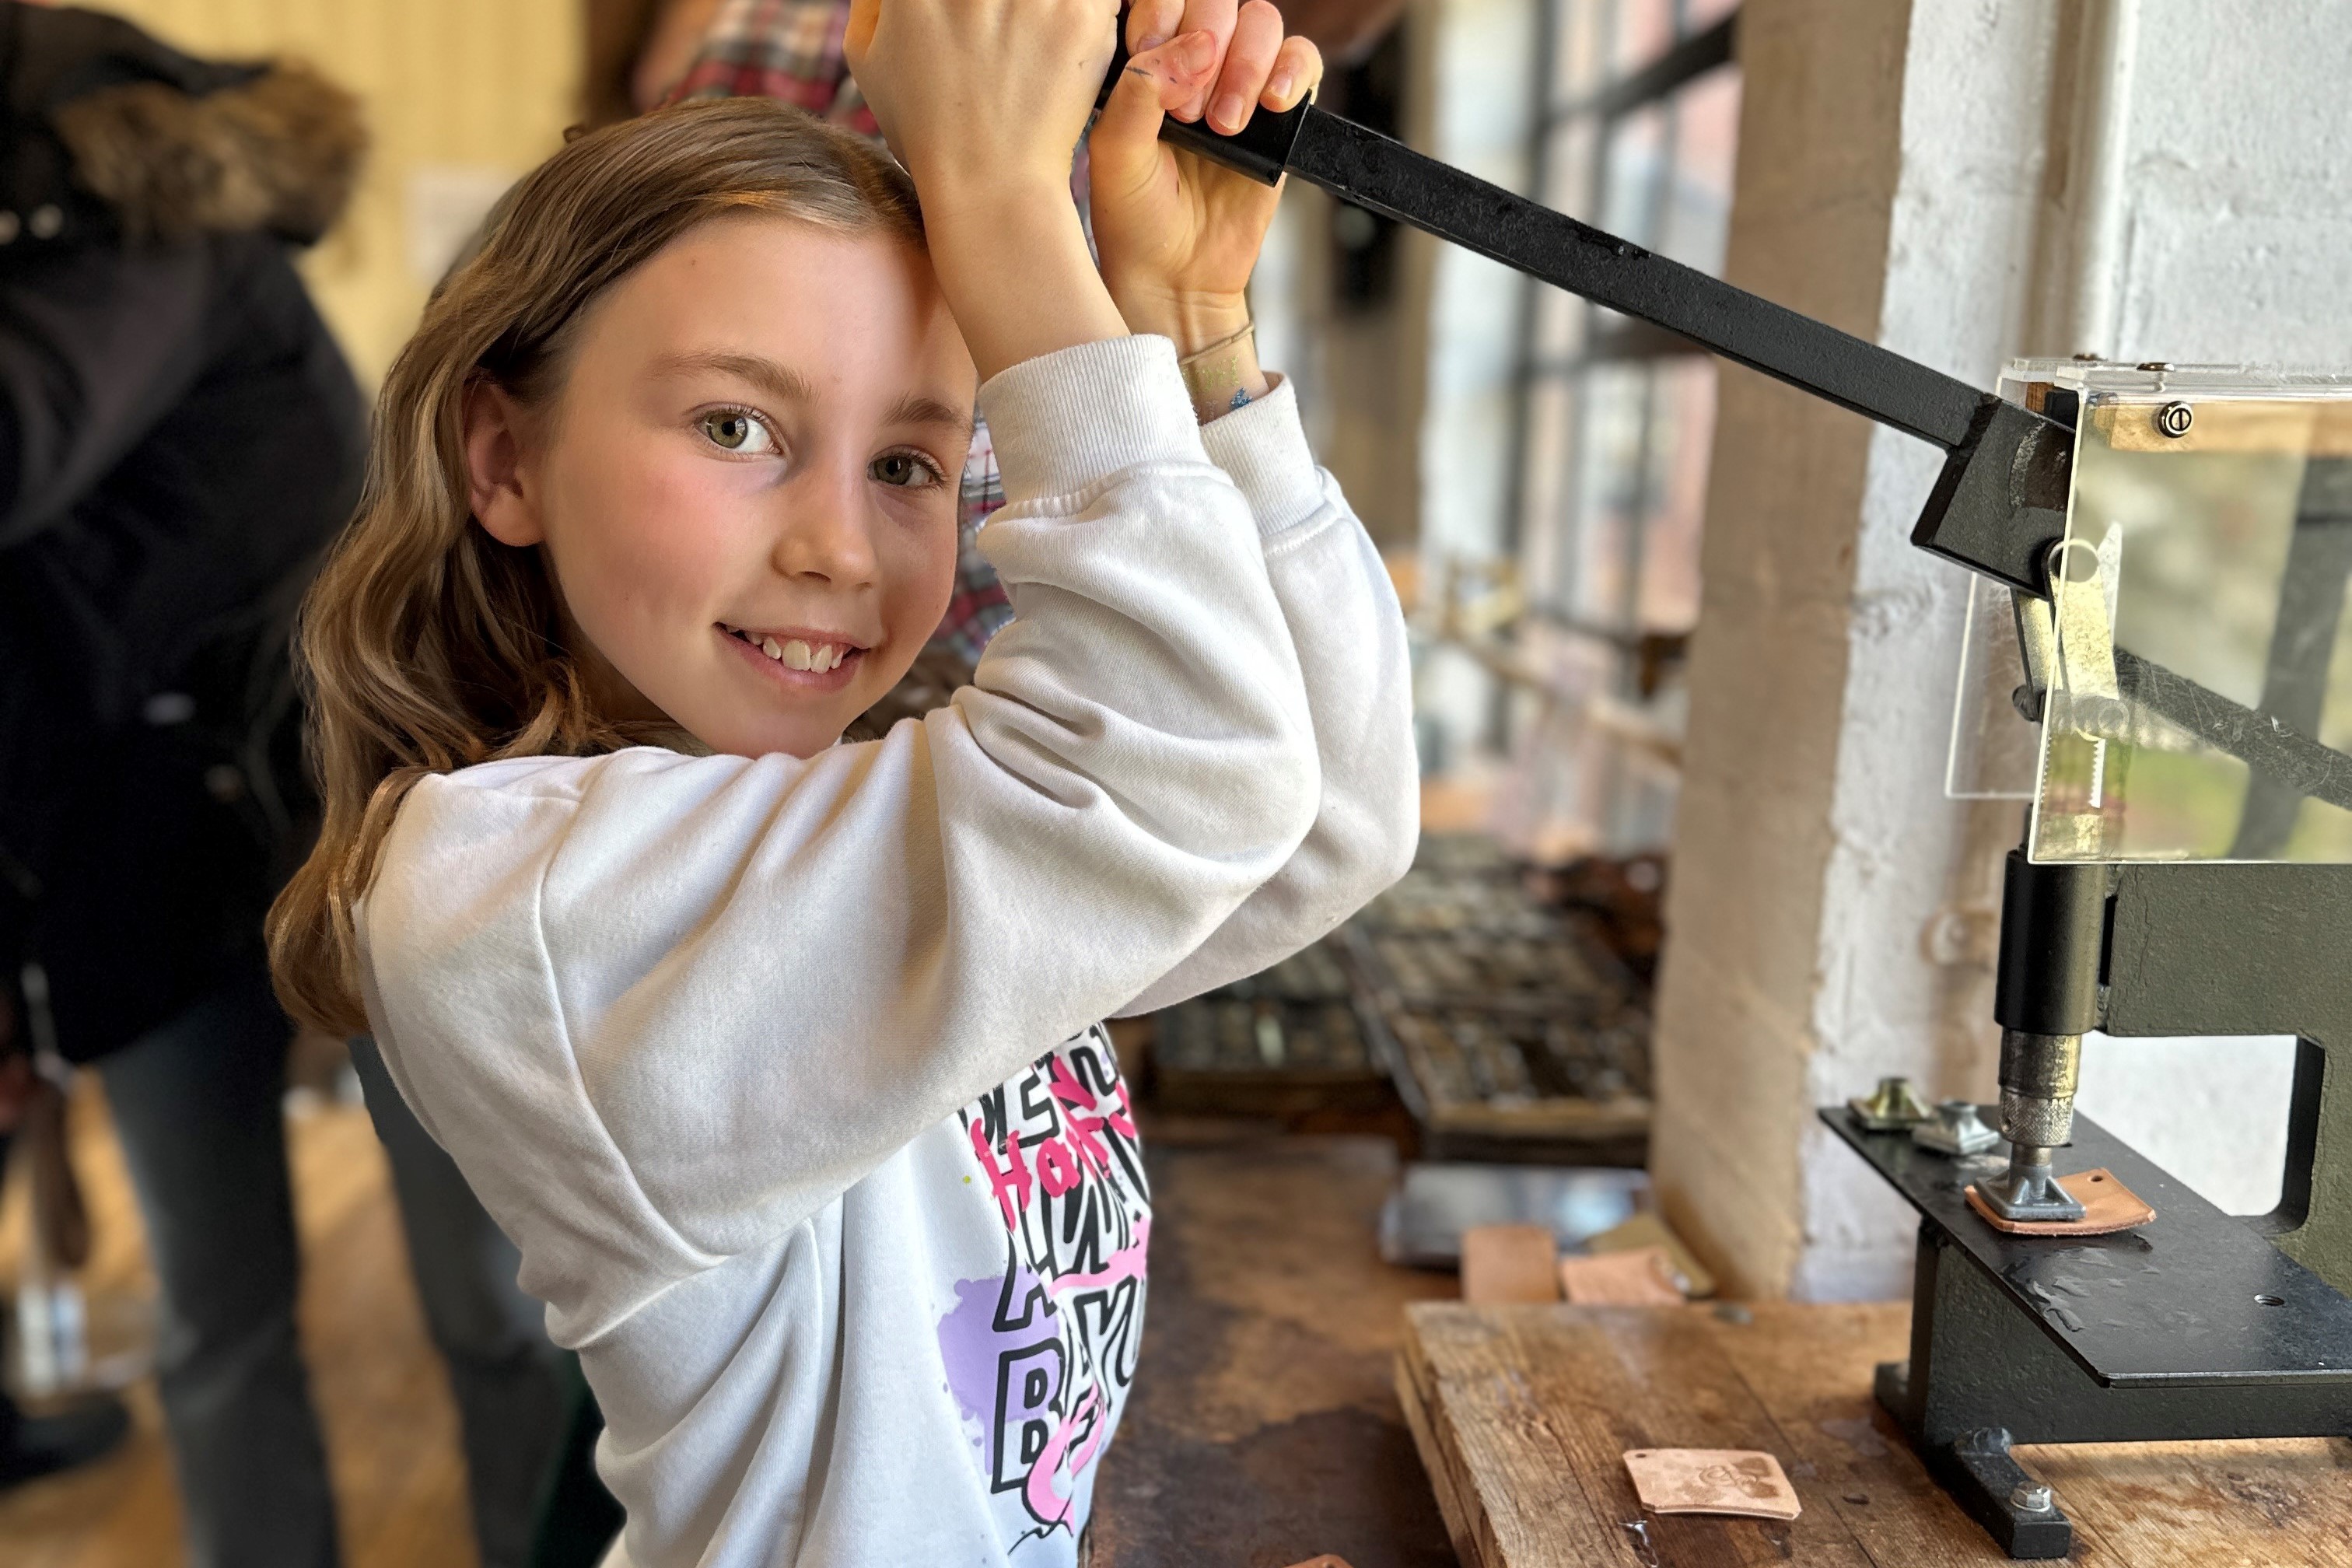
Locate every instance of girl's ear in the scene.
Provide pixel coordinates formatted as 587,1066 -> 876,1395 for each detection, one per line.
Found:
464,380 -> 545,548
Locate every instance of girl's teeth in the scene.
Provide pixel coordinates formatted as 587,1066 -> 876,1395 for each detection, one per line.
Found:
740,629 -> 849,673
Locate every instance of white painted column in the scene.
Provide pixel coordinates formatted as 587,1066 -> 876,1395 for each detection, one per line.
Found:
1653,0 -> 2352,1299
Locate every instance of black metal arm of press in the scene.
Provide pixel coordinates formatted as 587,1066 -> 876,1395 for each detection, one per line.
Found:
1104,47 -> 2074,597
1111,54 -> 2352,809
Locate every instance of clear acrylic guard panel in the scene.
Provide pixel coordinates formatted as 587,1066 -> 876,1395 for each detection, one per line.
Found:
2024,364 -> 2352,864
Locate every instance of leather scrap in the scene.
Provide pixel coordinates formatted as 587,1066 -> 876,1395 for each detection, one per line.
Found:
1558,1244 -> 1685,1306
1461,1223 -> 1560,1304
1964,1167 -> 2155,1236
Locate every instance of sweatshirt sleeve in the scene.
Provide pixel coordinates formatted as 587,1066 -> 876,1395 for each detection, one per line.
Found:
1115,376 -> 1419,1015
357,336 -> 1319,1342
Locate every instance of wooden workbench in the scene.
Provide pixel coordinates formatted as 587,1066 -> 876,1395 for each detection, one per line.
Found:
1092,1127 -> 1460,1568
1398,1300 -> 2352,1567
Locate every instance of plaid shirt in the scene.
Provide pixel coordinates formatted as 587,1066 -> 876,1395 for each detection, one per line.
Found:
673,0 -> 1013,665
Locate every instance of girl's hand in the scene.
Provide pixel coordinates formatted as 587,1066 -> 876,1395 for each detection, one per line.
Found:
847,0 -> 1129,381
1090,0 -> 1323,412
847,0 -> 1117,204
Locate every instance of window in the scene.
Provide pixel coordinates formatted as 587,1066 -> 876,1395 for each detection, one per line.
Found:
1486,0 -> 1741,859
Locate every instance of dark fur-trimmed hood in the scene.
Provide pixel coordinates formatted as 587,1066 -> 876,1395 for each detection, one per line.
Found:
0,2 -> 364,251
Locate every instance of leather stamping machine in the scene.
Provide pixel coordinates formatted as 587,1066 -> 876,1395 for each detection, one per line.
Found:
1134,53 -> 2352,1562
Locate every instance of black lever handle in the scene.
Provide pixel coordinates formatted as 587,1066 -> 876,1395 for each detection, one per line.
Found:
1088,12 -> 2070,598
1095,36 -> 1309,187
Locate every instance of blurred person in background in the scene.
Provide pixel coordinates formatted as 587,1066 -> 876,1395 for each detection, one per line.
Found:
0,6 -> 563,1566
0,4 -> 362,1555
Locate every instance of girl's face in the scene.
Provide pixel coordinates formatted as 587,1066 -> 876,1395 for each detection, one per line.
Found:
467,214 -> 978,759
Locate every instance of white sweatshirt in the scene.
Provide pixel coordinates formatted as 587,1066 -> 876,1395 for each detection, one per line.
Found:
358,337 -> 1417,1568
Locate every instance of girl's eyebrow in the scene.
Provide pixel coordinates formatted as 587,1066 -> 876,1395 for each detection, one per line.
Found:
649,350 -> 819,405
886,394 -> 976,441
650,350 -> 972,439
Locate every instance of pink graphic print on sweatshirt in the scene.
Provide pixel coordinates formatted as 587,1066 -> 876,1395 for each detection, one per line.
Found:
936,1024 -> 1150,1548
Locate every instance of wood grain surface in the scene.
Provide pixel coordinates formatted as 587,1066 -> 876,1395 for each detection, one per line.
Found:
1398,1300 -> 2352,1568
1091,1125 -> 1460,1568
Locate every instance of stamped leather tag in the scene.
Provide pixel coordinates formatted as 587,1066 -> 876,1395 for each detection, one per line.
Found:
1622,1448 -> 1801,1521
1558,1244 -> 1685,1306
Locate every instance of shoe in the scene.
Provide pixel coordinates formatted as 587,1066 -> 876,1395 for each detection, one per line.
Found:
0,1393 -> 131,1488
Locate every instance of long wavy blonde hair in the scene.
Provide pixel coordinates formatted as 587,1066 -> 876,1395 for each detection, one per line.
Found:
268,97 -> 924,1035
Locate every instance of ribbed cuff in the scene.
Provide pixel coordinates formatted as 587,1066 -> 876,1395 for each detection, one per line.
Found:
1198,376 -> 1328,540
976,335 -> 1209,506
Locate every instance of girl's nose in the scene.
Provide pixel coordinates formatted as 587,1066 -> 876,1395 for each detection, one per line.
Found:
772,461 -> 878,587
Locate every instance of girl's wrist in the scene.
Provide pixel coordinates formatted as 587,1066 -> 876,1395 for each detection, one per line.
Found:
914,170 -> 1079,236
1107,281 -> 1253,359
1178,322 -> 1271,423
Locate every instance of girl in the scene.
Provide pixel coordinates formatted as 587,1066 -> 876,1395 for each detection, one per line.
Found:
269,0 -> 1415,1562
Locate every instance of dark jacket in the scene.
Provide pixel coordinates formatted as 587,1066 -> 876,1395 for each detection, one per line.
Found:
0,3 -> 366,1062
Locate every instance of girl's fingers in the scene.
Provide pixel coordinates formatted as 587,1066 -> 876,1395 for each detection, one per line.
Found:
1207,0 -> 1284,134
1262,35 -> 1322,111
1128,0 -> 1186,54
1169,0 -> 1240,119
844,0 -> 880,71
1092,30 -> 1220,187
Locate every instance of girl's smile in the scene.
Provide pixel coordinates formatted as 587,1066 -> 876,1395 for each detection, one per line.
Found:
719,621 -> 871,691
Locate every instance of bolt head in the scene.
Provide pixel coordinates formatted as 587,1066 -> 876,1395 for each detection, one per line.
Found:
2155,401 -> 2194,438
2011,1482 -> 2054,1514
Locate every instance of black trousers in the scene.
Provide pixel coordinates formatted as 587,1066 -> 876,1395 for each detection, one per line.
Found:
5,957 -> 571,1567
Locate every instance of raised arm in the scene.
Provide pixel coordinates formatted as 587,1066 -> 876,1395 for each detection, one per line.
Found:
1119,376 -> 1417,1014
361,338 -> 1319,1338
1084,0 -> 1415,1006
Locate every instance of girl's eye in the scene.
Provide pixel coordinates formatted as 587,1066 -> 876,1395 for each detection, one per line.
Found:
870,450 -> 944,489
698,409 -> 777,454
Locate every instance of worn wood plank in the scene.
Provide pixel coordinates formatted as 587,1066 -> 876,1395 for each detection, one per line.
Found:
1393,1349 -> 1493,1568
2018,1438 -> 2352,1568
1402,1299 -> 2352,1568
1709,1304 -> 2123,1568
1405,1302 -> 1880,1567
1397,1309 -> 1636,1568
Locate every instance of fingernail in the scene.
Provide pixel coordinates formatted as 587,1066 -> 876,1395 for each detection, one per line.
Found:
1170,30 -> 1216,74
1212,91 -> 1247,131
1136,0 -> 1181,52
1267,67 -> 1296,102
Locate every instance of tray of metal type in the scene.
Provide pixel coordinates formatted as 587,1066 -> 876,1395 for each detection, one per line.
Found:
1339,914 -> 1638,1020
1361,997 -> 1651,1167
1150,989 -> 1394,1118
1209,938 -> 1354,1006
1353,869 -> 1566,940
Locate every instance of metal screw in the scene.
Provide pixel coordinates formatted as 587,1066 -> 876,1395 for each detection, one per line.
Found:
2011,1482 -> 2054,1514
2155,401 -> 2194,438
